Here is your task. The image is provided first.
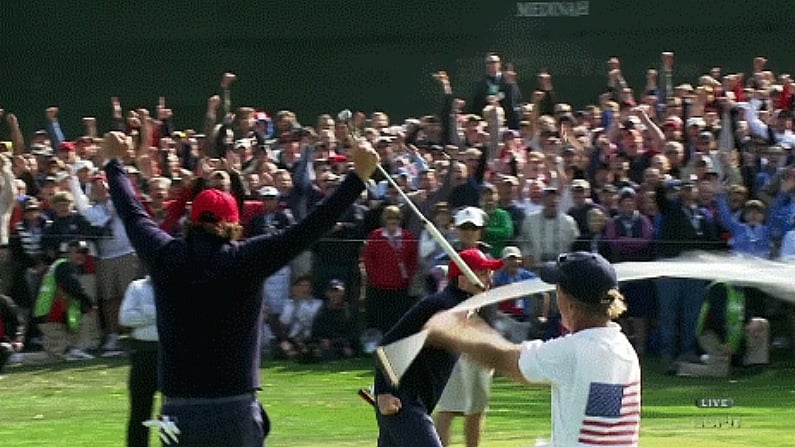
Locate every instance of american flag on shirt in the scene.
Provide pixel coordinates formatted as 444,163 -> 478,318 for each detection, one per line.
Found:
578,381 -> 640,446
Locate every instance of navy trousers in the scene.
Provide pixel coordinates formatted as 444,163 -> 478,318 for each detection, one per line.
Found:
376,399 -> 442,447
160,393 -> 269,447
127,340 -> 158,447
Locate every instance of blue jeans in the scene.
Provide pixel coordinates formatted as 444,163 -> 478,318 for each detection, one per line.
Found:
160,393 -> 269,447
377,399 -> 442,447
656,278 -> 706,360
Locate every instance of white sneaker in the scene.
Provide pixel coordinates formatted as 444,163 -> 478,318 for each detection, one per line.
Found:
65,348 -> 95,361
100,350 -> 124,358
102,333 -> 120,351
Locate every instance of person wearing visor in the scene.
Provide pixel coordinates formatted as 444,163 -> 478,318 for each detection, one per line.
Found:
425,251 -> 640,447
374,248 -> 503,447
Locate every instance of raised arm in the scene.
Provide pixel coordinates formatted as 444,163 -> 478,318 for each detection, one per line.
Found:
425,309 -> 529,384
202,95 -> 221,158
110,97 -> 126,132
45,107 -> 65,150
0,155 -> 16,246
660,52 -> 674,107
502,62 -> 523,130
103,132 -> 174,266
236,137 -> 379,277
634,106 -> 666,149
6,114 -> 25,155
435,70 -> 461,147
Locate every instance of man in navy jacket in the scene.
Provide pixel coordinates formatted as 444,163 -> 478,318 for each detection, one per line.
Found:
374,248 -> 503,447
102,131 -> 378,447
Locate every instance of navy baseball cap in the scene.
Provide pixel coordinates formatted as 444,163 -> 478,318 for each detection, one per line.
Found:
539,252 -> 618,304
327,279 -> 346,290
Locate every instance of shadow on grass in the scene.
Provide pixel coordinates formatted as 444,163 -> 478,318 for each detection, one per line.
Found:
6,354 -> 130,376
262,354 -> 375,374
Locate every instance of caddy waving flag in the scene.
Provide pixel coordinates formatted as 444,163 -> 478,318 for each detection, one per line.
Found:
578,381 -> 640,446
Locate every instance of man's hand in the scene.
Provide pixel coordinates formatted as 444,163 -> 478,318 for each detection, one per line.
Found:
111,97 -> 122,119
101,131 -> 132,161
13,155 -> 28,173
424,309 -> 468,347
376,393 -> 402,416
143,415 -> 181,445
46,107 -> 59,121
221,72 -> 237,89
350,137 -> 379,182
505,62 -> 517,84
207,95 -> 222,112
538,72 -> 552,91
662,52 -> 674,70
6,113 -> 18,128
432,70 -> 449,84
754,56 -> 767,73
452,98 -> 465,113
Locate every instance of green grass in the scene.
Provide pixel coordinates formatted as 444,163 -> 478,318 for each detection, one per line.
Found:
1,352 -> 794,447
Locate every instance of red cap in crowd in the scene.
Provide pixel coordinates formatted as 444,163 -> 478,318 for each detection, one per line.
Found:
662,116 -> 683,131
448,248 -> 504,281
191,189 -> 240,223
59,141 -> 76,152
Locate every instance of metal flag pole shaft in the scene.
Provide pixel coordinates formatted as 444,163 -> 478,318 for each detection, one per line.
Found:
337,108 -> 485,290
374,164 -> 486,291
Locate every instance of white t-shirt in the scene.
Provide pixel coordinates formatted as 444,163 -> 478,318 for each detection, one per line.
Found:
518,323 -> 641,447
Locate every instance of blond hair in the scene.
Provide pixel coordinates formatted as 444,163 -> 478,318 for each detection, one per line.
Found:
187,221 -> 244,241
381,205 -> 403,223
573,288 -> 627,320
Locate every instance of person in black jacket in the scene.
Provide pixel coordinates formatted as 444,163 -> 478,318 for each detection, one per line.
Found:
309,279 -> 359,361
373,248 -> 503,447
0,293 -> 24,373
41,191 -> 107,263
103,131 -> 378,447
469,53 -> 522,130
654,179 -> 721,373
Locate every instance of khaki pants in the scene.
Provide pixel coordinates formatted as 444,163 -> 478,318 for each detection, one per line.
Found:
23,322 -> 78,364
76,275 -> 101,350
25,315 -> 99,365
678,318 -> 770,377
743,318 -> 769,366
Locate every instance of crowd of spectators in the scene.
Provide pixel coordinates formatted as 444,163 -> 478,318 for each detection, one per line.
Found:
1,51 -> 794,372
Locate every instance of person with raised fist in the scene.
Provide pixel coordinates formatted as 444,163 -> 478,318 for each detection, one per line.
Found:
101,130 -> 379,447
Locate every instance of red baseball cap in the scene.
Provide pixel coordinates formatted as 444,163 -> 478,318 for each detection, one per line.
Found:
663,116 -> 683,130
191,189 -> 239,223
58,141 -> 76,152
448,248 -> 504,281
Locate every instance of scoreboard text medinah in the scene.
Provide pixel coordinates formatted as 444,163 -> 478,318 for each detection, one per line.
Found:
516,1 -> 590,17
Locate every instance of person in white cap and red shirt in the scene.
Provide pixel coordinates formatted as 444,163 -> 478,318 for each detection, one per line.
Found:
425,251 -> 640,447
100,131 -> 379,447
374,248 -> 503,447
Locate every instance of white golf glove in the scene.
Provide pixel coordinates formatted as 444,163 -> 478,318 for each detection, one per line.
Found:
143,415 -> 181,445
